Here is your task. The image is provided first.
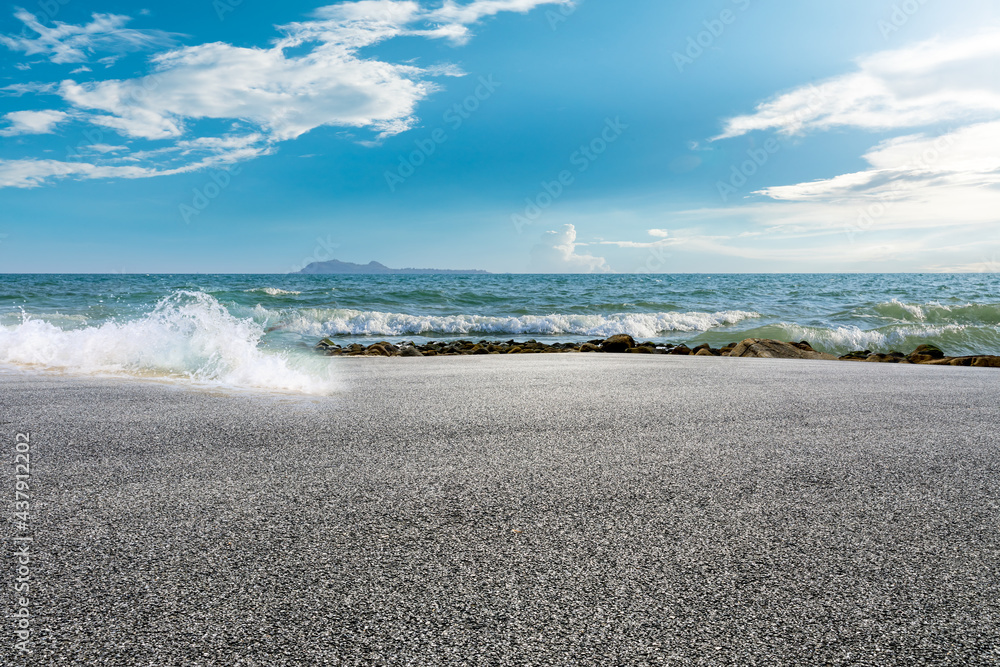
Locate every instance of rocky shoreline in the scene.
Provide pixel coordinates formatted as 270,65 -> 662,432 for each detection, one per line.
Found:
315,335 -> 1000,367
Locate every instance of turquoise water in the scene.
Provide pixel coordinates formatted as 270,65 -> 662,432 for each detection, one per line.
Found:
1,274 -> 998,391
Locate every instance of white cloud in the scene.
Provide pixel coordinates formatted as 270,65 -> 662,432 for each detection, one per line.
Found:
0,1 -> 567,188
715,29 -> 1000,140
530,224 -> 611,273
59,40 -> 437,142
82,144 -> 128,154
0,159 -> 157,188
427,0 -> 570,41
599,228 -> 679,249
0,146 -> 270,188
0,10 -> 181,64
0,109 -> 70,136
731,120 -> 1000,244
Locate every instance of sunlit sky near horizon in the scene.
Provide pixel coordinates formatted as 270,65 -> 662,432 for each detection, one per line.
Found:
1,0 -> 1000,273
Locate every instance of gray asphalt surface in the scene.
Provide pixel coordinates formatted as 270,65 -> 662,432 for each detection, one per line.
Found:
2,355 -> 999,666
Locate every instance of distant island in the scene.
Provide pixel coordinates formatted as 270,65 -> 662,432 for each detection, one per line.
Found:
296,259 -> 490,275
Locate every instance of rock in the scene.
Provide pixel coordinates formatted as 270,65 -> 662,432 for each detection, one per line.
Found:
727,338 -> 838,361
313,335 -> 999,367
601,334 -> 636,353
864,353 -> 901,363
908,344 -> 945,363
912,343 -> 945,357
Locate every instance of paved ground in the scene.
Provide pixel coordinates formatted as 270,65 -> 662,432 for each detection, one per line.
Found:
1,355 -> 999,666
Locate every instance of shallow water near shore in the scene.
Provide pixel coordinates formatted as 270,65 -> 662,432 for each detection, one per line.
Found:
0,273 -> 997,391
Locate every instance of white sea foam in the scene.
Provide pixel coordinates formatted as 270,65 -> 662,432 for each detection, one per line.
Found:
773,322 -> 971,351
0,291 -> 339,394
872,300 -> 1000,324
244,287 -> 302,296
891,299 -> 927,321
282,308 -> 761,338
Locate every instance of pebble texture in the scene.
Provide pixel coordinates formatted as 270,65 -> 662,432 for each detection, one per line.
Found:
1,356 -> 999,666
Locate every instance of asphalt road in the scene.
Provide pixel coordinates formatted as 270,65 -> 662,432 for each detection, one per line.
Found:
2,355 -> 999,666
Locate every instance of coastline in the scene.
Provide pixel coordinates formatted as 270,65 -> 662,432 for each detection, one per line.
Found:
4,356 -> 999,664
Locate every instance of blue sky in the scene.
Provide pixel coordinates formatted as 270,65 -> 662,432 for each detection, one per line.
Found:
1,0 -> 999,273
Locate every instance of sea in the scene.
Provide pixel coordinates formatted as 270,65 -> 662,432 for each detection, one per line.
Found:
1,273 -> 998,394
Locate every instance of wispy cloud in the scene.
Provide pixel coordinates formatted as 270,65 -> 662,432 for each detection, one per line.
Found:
715,28 -> 1000,140
0,9 -> 181,64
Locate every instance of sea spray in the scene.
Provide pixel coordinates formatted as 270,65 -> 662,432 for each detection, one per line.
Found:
0,291 -> 340,394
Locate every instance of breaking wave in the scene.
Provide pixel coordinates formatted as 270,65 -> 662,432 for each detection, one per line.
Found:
279,308 -> 762,339
0,291 -> 339,394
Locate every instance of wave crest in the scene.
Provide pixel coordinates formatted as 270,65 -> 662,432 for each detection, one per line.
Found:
244,287 -> 302,296
283,309 -> 761,338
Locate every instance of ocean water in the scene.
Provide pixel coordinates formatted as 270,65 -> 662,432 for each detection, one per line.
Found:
1,273 -> 998,393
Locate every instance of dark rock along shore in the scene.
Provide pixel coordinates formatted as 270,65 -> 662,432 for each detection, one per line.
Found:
315,336 -> 1000,367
